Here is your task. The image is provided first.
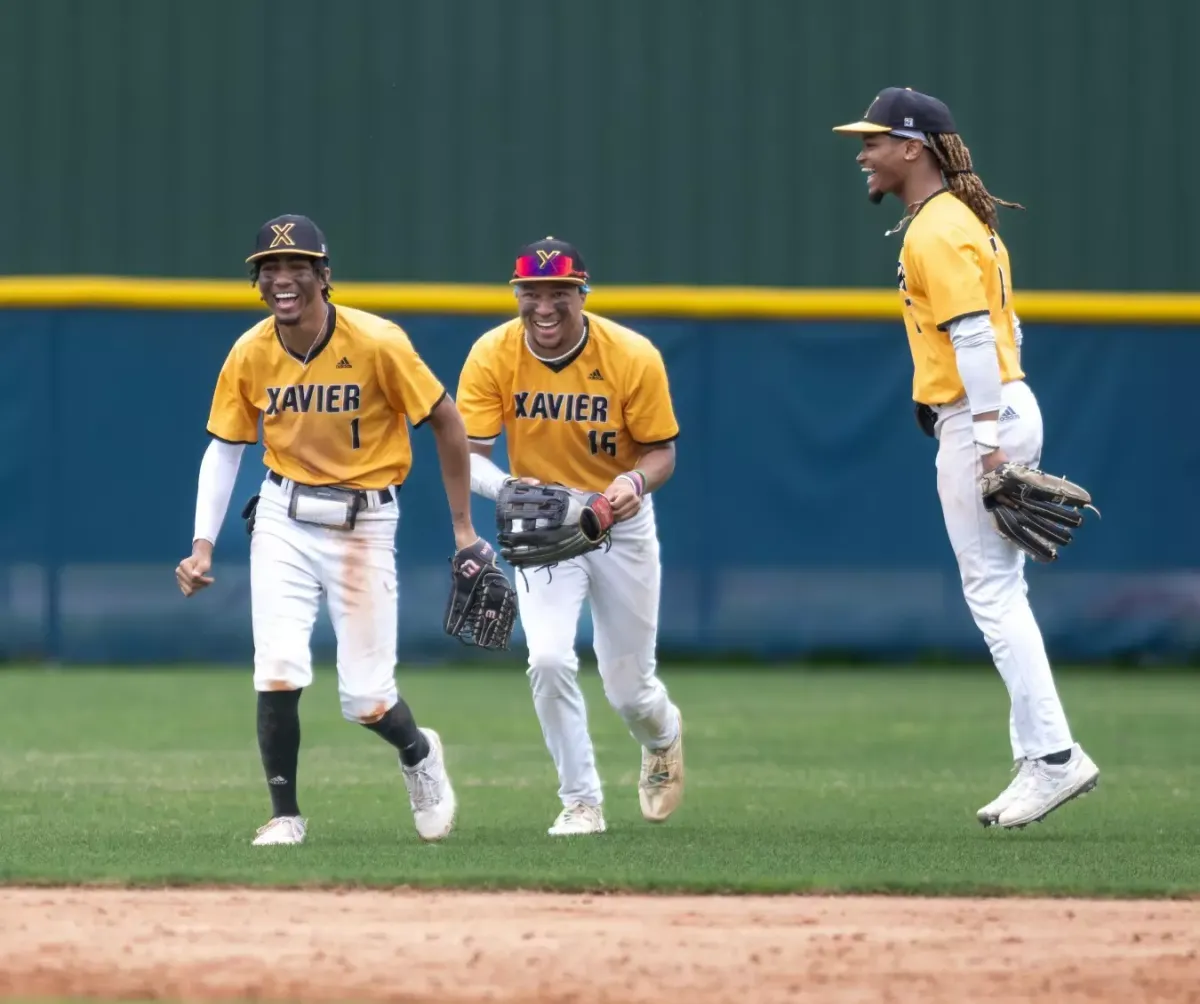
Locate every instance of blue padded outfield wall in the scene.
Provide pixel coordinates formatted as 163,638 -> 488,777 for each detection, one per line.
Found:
0,302 -> 1196,665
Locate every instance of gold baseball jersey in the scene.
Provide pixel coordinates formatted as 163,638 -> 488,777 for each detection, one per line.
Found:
206,305 -> 446,489
456,312 -> 679,493
897,190 -> 1025,405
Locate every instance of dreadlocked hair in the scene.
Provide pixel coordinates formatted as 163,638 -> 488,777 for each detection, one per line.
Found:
930,133 -> 1024,230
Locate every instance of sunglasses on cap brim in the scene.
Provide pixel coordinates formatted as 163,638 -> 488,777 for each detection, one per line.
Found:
509,253 -> 588,284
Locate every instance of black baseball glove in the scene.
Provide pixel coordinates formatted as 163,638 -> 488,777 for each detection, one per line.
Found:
443,537 -> 517,650
979,462 -> 1099,563
495,481 -> 615,569
915,402 -> 938,438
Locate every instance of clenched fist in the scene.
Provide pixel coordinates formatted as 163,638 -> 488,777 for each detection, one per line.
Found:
603,474 -> 643,523
176,540 -> 215,597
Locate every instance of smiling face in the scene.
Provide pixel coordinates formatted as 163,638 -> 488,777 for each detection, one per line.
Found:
255,254 -> 330,326
516,282 -> 587,353
857,133 -> 925,204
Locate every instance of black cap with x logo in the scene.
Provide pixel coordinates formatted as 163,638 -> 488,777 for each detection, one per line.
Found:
246,214 -> 329,263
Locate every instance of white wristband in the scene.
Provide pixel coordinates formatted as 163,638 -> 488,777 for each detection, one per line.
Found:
616,473 -> 643,497
973,418 -> 999,455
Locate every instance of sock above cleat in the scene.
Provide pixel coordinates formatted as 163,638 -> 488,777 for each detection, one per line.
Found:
364,699 -> 431,766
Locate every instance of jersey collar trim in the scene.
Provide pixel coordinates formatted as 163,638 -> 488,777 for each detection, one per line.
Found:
526,316 -> 590,374
910,187 -> 950,222
275,304 -> 337,365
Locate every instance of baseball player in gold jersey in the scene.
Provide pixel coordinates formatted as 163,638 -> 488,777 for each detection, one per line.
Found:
456,238 -> 684,836
834,90 -> 1100,829
175,214 -> 483,846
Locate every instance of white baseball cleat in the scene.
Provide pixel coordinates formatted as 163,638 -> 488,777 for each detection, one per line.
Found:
252,815 -> 307,846
639,708 -> 685,823
548,801 -> 607,836
976,759 -> 1035,827
401,728 -> 457,842
996,744 -> 1100,829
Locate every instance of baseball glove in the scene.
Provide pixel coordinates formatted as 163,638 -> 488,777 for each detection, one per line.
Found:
495,481 -> 615,569
443,538 -> 517,650
979,462 -> 1099,563
915,402 -> 937,439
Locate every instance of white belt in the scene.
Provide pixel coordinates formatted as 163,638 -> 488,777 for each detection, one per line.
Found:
262,471 -> 397,512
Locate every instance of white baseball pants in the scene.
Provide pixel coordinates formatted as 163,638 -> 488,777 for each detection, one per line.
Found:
516,496 -> 680,807
249,475 -> 402,724
935,379 -> 1074,760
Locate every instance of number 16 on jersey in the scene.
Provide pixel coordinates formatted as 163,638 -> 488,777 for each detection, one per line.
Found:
588,429 -> 616,457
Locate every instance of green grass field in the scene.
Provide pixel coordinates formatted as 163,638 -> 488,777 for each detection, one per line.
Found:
0,664 -> 1196,897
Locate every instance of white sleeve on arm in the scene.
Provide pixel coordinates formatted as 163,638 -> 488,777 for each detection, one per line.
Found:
193,439 -> 246,545
949,313 -> 1004,416
469,450 -> 511,500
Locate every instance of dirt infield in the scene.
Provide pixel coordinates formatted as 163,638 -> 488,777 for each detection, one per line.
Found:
0,888 -> 1197,1004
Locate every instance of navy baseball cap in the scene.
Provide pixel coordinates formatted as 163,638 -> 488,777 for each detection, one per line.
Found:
246,214 -> 329,263
510,237 -> 589,286
832,87 -> 957,137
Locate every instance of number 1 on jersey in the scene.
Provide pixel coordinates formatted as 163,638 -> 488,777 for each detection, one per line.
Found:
350,417 -> 361,450
588,429 -> 616,457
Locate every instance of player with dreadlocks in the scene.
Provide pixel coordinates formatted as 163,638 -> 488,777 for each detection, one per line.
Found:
834,89 -> 1100,830
883,129 -> 1026,237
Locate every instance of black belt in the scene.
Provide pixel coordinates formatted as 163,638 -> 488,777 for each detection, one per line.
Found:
268,470 -> 395,506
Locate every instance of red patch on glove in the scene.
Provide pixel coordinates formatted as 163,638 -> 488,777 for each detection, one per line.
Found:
586,494 -> 615,536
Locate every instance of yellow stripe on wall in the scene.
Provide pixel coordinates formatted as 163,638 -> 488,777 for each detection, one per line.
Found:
0,276 -> 1198,324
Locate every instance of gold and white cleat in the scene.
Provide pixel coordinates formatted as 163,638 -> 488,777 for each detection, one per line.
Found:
639,709 -> 685,823
251,815 -> 307,846
548,801 -> 607,836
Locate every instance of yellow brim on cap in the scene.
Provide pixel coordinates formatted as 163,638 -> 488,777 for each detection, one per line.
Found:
507,276 -> 588,286
245,249 -> 327,263
831,120 -> 892,134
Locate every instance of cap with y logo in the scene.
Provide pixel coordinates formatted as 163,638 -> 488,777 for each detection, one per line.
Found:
832,87 -> 957,137
246,214 -> 329,263
509,237 -> 589,286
